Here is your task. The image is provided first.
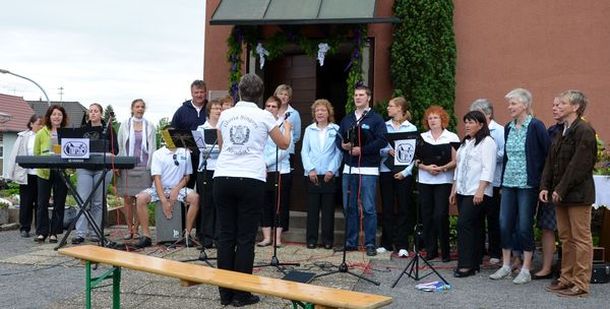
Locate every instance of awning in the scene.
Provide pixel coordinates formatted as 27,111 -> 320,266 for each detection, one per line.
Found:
210,0 -> 399,25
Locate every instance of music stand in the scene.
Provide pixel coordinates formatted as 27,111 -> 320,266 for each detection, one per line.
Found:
164,129 -> 201,249
181,128 -> 218,267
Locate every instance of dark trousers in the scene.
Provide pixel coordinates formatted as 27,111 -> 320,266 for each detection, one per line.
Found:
379,172 -> 415,251
480,186 -> 501,259
457,194 -> 486,269
196,170 -> 217,246
305,176 -> 336,246
36,171 -> 68,236
214,177 -> 264,302
418,183 -> 451,258
19,174 -> 38,232
261,172 -> 291,230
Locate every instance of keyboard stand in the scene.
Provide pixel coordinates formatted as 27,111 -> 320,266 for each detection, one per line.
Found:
55,168 -> 111,250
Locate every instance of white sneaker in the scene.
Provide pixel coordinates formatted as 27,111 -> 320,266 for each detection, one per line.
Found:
376,247 -> 388,254
489,265 -> 511,280
397,249 -> 409,257
489,258 -> 501,265
512,270 -> 531,284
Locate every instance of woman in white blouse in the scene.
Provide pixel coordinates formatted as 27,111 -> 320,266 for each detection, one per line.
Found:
417,105 -> 459,262
301,99 -> 342,249
449,110 -> 497,277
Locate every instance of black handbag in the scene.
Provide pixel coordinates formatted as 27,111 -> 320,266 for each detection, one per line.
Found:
591,263 -> 610,284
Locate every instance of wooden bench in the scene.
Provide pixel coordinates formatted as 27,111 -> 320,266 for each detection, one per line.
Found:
59,245 -> 392,309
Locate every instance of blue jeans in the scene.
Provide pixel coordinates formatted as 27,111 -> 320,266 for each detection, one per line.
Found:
75,169 -> 112,237
499,187 -> 537,252
342,174 -> 378,248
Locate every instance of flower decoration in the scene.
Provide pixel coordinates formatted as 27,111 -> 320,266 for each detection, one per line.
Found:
317,43 -> 330,66
255,43 -> 270,69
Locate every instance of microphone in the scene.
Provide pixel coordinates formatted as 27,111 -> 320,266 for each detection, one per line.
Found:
284,111 -> 291,119
356,109 -> 368,125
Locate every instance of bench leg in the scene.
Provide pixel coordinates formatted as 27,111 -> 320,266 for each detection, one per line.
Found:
291,301 -> 316,309
84,261 -> 121,309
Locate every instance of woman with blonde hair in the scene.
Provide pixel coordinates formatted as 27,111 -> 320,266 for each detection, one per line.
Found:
301,99 -> 342,249
378,97 -> 417,257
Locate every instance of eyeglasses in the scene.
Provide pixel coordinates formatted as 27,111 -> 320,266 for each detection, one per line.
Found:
172,154 -> 179,166
265,105 -> 278,109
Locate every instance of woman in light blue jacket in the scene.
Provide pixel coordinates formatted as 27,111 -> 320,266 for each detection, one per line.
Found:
257,96 -> 292,247
301,99 -> 342,249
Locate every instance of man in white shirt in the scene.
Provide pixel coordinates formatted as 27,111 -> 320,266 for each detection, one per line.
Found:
134,128 -> 200,248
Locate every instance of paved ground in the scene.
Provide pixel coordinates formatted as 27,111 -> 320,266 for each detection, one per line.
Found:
0,226 -> 609,308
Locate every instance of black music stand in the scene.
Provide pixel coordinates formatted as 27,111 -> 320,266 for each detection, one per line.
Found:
164,129 -> 201,249
182,128 -> 218,267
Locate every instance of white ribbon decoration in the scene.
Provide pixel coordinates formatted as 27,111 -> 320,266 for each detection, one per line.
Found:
256,43 -> 270,69
317,43 -> 330,66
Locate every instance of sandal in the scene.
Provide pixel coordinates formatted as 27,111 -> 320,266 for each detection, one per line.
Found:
48,235 -> 58,243
34,235 -> 46,243
256,240 -> 271,247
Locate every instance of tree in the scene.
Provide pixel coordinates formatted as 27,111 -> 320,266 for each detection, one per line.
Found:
103,104 -> 120,134
156,117 -> 170,147
390,0 -> 457,130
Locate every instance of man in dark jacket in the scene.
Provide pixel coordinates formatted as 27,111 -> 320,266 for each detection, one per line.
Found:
335,85 -> 387,256
540,90 -> 597,298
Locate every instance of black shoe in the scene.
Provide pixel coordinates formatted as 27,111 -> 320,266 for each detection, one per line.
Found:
231,295 -> 260,307
34,234 -> 46,243
48,235 -> 58,243
532,272 -> 553,280
307,243 -> 316,249
135,236 -> 152,248
453,268 -> 477,278
366,246 -> 377,256
334,245 -> 357,252
323,243 -> 333,250
425,253 -> 438,261
20,230 -> 30,238
71,236 -> 85,245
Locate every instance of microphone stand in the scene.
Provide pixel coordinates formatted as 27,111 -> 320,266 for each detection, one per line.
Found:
182,135 -> 218,267
314,111 -> 379,285
254,121 -> 299,274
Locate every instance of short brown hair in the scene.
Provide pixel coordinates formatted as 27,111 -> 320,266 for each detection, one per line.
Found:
422,105 -> 449,130
206,99 -> 223,114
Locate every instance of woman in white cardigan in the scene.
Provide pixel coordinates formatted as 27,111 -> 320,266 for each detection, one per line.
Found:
5,115 -> 42,237
116,99 -> 156,240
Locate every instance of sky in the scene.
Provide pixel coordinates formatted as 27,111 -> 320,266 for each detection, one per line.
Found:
0,0 -> 205,125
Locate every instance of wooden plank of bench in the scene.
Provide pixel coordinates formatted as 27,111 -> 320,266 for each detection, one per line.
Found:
59,245 -> 392,309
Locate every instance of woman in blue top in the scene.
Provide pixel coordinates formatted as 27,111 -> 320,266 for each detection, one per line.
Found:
490,88 -> 550,284
378,97 -> 417,257
301,99 -> 342,249
257,96 -> 292,247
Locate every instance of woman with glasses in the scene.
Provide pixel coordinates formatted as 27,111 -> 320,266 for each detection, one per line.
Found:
258,96 -> 291,247
195,99 -> 222,248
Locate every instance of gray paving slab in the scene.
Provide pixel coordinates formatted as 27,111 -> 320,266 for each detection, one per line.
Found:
1,226 -> 610,308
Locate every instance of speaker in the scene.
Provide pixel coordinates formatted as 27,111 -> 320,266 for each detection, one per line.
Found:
155,201 -> 183,243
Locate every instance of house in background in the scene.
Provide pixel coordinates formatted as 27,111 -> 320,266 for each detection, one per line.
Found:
0,93 -> 36,177
27,100 -> 87,128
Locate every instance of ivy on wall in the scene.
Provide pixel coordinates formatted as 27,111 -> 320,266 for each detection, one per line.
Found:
226,25 -> 367,112
390,0 -> 457,130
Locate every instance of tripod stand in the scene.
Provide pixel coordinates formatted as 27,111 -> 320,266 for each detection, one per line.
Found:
391,215 -> 449,287
254,141 -> 299,274
314,117 -> 379,286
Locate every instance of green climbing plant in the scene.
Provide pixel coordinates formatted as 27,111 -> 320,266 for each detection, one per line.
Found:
390,0 -> 457,130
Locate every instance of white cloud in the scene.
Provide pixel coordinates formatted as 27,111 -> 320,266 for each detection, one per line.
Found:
0,0 -> 204,125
